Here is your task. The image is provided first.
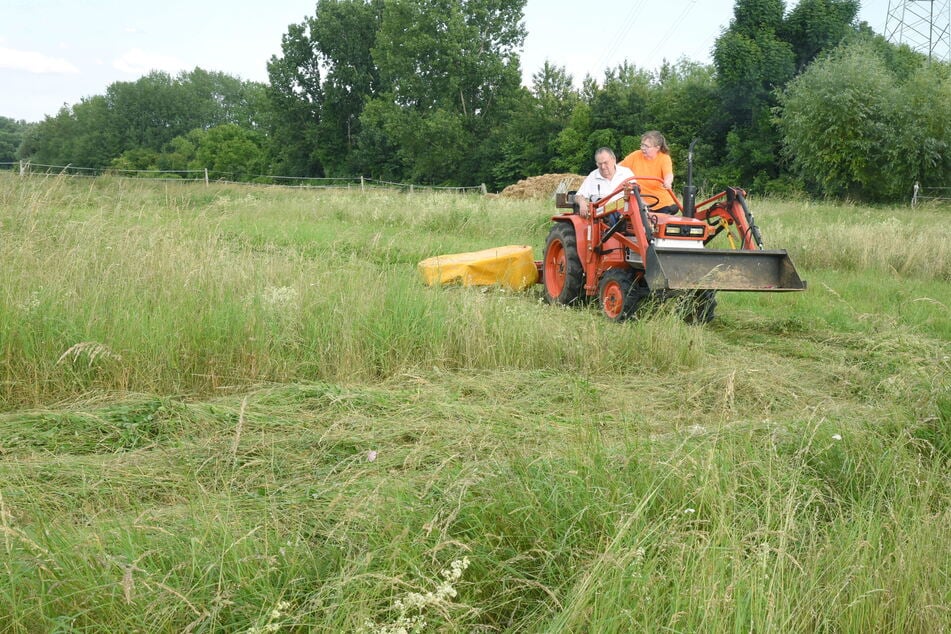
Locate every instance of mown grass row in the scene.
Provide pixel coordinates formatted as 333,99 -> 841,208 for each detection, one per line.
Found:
0,173 -> 948,632
1,373 -> 947,631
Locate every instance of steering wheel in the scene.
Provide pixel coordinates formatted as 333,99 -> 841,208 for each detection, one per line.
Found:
639,194 -> 660,208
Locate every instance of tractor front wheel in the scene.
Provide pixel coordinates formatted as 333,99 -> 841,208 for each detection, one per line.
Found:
598,268 -> 648,321
543,222 -> 584,305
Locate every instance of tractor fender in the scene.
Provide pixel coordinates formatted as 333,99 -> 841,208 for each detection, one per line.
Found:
548,213 -> 593,259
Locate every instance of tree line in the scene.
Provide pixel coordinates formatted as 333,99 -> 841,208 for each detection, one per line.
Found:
1,0 -> 948,202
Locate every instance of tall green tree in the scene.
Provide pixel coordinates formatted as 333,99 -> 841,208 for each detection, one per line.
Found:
588,62 -> 653,150
648,61 -> 718,143
20,70 -> 266,169
357,0 -> 527,184
895,62 -> 951,192
309,0 -> 384,176
192,124 -> 269,179
488,62 -> 579,185
18,96 -> 121,168
156,135 -> 199,173
550,101 -> 593,174
0,117 -> 31,164
104,72 -> 195,152
266,22 -> 324,176
177,68 -> 269,129
645,61 -> 721,187
781,0 -> 859,71
713,0 -> 795,186
779,39 -> 948,201
711,0 -> 865,190
532,62 -> 578,122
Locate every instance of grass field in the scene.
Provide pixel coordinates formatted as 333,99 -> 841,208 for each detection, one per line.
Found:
0,172 -> 949,632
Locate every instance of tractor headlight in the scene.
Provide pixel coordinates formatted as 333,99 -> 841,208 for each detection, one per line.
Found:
666,224 -> 705,237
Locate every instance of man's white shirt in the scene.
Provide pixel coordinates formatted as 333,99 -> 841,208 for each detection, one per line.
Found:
577,165 -> 635,205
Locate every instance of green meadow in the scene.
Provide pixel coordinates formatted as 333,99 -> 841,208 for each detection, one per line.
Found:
0,172 -> 948,632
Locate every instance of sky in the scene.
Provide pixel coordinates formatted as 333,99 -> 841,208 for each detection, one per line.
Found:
1,0 -> 892,123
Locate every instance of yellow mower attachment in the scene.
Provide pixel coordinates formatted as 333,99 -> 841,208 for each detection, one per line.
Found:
418,245 -> 539,291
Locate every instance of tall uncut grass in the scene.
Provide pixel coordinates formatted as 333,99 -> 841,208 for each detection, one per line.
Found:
0,173 -> 948,632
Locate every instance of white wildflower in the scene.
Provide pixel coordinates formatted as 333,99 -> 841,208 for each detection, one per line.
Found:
362,556 -> 470,634
17,290 -> 41,313
758,542 -> 771,569
247,600 -> 291,634
629,546 -> 646,575
261,285 -> 300,311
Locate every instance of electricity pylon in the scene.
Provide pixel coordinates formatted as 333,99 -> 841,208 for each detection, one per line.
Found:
884,0 -> 951,61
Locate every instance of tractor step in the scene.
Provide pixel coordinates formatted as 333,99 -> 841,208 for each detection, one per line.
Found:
645,246 -> 806,292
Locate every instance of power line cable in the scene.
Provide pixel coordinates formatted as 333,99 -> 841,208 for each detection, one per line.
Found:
592,0 -> 651,79
644,0 -> 699,63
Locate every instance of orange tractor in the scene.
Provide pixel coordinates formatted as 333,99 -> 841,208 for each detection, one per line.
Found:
542,146 -> 806,321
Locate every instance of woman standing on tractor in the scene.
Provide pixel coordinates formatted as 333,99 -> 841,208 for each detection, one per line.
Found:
620,131 -> 679,215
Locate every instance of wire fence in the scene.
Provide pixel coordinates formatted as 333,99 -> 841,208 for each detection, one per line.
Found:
0,161 -> 489,195
912,182 -> 951,207
4,160 -> 945,204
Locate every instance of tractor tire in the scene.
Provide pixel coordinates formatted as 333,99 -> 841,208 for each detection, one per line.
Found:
598,268 -> 649,322
543,222 -> 584,305
683,290 -> 718,324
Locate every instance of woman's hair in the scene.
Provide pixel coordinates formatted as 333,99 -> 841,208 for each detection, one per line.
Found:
641,131 -> 669,154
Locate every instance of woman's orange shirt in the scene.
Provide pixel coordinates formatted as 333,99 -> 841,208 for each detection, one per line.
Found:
619,150 -> 676,209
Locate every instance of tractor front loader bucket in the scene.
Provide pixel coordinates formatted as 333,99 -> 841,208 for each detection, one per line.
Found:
644,246 -> 806,292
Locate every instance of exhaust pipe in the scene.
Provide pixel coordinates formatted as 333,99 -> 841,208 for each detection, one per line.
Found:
682,138 -> 698,218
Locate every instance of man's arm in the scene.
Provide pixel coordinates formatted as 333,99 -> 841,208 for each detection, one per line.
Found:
575,192 -> 591,217
575,175 -> 597,217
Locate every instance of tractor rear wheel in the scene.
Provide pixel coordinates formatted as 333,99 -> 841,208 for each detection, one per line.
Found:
598,268 -> 648,321
543,222 -> 584,305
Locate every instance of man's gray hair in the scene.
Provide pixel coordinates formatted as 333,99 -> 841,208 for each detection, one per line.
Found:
594,146 -> 616,160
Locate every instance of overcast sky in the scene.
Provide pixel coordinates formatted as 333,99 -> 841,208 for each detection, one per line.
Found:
1,0 -> 891,123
